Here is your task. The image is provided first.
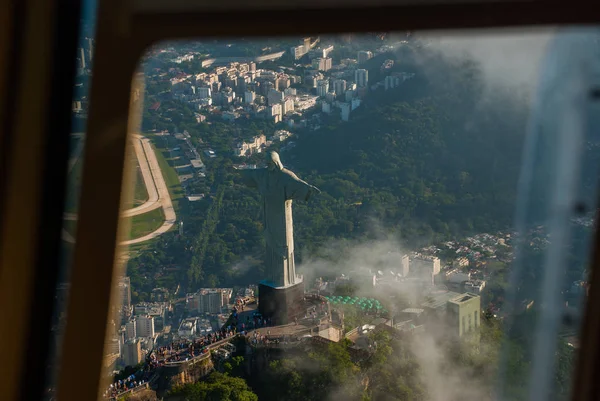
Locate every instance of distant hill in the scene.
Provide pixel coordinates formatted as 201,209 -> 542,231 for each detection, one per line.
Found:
288,47 -> 528,249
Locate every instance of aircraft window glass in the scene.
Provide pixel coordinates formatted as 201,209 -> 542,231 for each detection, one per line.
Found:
44,3 -> 98,400
103,29 -> 599,401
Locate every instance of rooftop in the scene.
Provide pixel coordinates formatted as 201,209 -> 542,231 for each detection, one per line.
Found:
190,159 -> 204,168
421,291 -> 462,310
449,293 -> 479,304
402,308 -> 425,314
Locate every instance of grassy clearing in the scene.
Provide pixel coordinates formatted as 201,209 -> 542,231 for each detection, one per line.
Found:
122,207 -> 165,239
122,147 -> 150,209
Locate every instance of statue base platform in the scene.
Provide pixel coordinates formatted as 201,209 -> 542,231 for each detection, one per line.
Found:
258,280 -> 305,325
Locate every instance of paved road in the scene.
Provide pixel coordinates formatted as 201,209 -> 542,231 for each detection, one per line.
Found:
122,135 -> 161,216
63,134 -> 161,221
62,134 -> 176,245
120,136 -> 176,245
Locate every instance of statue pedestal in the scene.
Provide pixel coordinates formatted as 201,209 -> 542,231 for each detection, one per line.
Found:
258,280 -> 305,325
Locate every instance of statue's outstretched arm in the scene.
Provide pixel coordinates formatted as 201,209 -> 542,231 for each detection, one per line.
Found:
285,170 -> 320,201
238,169 -> 258,188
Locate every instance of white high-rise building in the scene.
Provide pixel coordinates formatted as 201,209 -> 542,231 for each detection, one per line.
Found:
192,288 -> 233,314
198,87 -> 211,98
355,69 -> 369,88
401,254 -> 410,277
270,103 -> 283,123
282,97 -> 295,114
321,45 -> 334,58
244,91 -> 256,104
312,57 -> 332,72
79,47 -> 86,69
316,79 -> 329,97
135,315 -> 155,338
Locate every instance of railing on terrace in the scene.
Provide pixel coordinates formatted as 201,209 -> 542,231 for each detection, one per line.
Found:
108,383 -> 149,400
163,334 -> 241,366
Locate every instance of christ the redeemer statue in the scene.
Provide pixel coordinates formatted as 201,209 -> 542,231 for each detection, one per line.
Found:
240,151 -> 320,288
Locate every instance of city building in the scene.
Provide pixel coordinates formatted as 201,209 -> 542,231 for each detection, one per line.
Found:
447,293 -> 481,337
454,257 -> 470,268
325,92 -> 336,103
312,57 -> 332,72
244,91 -> 256,104
358,50 -> 373,64
271,130 -> 293,142
189,288 -> 233,314
333,79 -> 347,96
135,315 -> 155,338
267,88 -> 284,105
269,103 -> 283,123
235,134 -> 267,157
303,37 -> 312,53
125,320 -> 136,339
411,256 -> 441,285
277,77 -> 290,90
222,111 -> 240,121
402,254 -> 410,277
284,87 -> 297,97
349,269 -> 377,288
118,277 -> 131,308
291,45 -> 305,60
123,339 -> 142,367
464,280 -> 486,294
79,47 -> 86,69
197,86 -> 211,98
340,102 -> 351,122
178,317 -> 197,337
133,302 -> 168,327
355,69 -> 369,88
421,291 -> 462,317
321,45 -> 334,58
384,75 -> 401,90
446,271 -> 471,285
316,79 -> 329,97
282,97 -> 295,114
151,288 -> 169,302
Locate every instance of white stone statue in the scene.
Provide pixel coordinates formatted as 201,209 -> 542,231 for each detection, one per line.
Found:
239,151 -> 320,288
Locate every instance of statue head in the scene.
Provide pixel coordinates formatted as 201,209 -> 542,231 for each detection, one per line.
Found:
267,151 -> 284,171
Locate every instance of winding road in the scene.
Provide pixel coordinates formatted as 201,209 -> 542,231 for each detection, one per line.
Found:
62,133 -> 176,245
